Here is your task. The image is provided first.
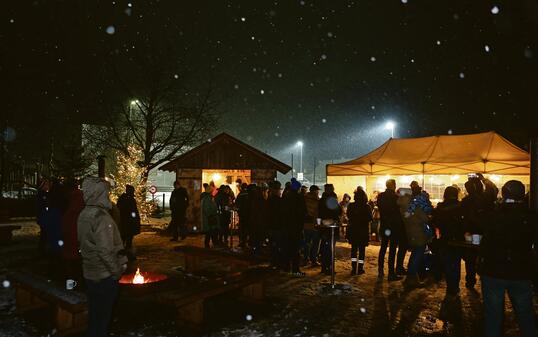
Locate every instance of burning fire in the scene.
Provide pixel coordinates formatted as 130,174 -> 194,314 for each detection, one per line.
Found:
132,268 -> 145,284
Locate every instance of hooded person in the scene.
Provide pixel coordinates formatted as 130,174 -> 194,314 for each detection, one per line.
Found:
78,177 -> 127,337
303,185 -> 321,266
201,183 -> 220,248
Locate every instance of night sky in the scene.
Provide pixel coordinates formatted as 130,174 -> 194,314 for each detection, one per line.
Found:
2,1 -> 538,176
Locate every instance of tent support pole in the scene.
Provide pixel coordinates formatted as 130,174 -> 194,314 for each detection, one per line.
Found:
421,162 -> 425,187
530,138 -> 538,211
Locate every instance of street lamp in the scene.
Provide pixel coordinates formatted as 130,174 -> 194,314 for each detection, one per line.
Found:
296,141 -> 303,177
385,121 -> 396,138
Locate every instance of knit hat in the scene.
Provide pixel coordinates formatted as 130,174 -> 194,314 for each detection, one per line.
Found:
290,178 -> 301,192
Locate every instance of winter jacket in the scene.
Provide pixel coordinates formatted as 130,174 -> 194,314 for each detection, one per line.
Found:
267,194 -> 284,231
461,193 -> 494,235
236,190 -> 250,227
281,190 -> 307,238
399,194 -> 431,248
249,188 -> 268,238
170,187 -> 189,217
377,189 -> 403,237
303,191 -> 319,230
318,192 -> 341,221
61,189 -> 84,260
346,202 -> 372,246
431,199 -> 465,245
201,192 -> 219,232
78,177 -> 127,281
117,192 -> 141,238
479,203 -> 538,280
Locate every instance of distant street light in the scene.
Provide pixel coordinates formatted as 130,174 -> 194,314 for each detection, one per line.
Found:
297,141 -> 304,177
385,121 -> 396,138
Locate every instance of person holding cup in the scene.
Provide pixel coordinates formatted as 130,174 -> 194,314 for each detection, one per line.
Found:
479,180 -> 537,337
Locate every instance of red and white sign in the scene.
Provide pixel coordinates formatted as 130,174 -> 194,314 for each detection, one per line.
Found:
149,185 -> 158,195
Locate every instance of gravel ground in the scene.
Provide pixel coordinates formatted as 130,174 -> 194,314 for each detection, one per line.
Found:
0,219 -> 536,337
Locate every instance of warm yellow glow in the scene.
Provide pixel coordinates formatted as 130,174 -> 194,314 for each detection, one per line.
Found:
212,173 -> 222,182
450,175 -> 460,181
133,268 -> 145,284
399,175 -> 413,184
489,174 -> 501,182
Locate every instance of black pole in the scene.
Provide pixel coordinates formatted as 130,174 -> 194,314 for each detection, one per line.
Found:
291,153 -> 294,178
530,138 -> 538,211
97,155 -> 106,178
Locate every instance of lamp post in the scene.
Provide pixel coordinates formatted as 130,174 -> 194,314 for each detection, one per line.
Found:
385,121 -> 396,138
297,141 -> 303,177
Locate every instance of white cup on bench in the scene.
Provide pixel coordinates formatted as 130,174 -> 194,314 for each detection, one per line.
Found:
66,279 -> 77,290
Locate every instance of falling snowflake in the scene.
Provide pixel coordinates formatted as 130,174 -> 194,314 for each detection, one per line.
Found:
322,118 -> 327,123
246,314 -> 253,321
234,84 -> 239,89
484,45 -> 490,52
436,40 -> 441,45
327,32 -> 333,38
370,56 -> 376,62
131,212 -> 136,218
241,17 -> 246,22
277,73 -> 283,78
251,36 -> 255,40
401,0 -> 408,3
274,132 -> 279,137
300,0 -> 305,5
371,105 -> 375,110
524,47 -> 534,59
491,6 -> 500,14
448,129 -> 453,135
2,280 -> 10,288
127,2 -> 133,7
321,54 -> 327,60
106,25 -> 116,35
384,229 -> 391,236
9,19 -> 15,23
174,74 -> 179,79
260,89 -> 265,95
360,307 -> 367,314
58,240 -> 64,247
193,226 -> 198,231
459,72 -> 465,79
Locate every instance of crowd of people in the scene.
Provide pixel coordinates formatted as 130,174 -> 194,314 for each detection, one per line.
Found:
197,174 -> 537,337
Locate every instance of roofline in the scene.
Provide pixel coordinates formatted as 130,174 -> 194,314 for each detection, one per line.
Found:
159,133 -> 292,174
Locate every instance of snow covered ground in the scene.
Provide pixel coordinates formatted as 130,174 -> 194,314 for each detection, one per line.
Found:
0,219 -> 536,337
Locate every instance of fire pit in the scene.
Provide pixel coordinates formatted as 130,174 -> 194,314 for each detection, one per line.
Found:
119,268 -> 168,285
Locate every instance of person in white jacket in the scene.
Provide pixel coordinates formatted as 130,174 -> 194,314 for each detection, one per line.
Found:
78,177 -> 127,337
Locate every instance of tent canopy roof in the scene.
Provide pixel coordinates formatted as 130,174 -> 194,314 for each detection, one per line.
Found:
327,131 -> 529,176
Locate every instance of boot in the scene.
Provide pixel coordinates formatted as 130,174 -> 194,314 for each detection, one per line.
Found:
351,261 -> 358,275
403,274 -> 425,289
357,263 -> 365,275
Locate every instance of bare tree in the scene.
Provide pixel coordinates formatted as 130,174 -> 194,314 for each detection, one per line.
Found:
85,20 -> 225,182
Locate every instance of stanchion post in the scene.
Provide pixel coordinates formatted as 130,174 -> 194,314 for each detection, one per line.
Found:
331,225 -> 335,288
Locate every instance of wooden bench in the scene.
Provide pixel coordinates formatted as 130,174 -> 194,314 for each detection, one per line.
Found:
174,245 -> 266,273
156,269 -> 268,325
9,271 -> 87,336
0,224 -> 22,244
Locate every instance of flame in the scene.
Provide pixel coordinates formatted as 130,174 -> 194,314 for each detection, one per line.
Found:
132,268 -> 145,284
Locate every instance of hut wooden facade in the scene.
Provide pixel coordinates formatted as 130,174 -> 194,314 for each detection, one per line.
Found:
159,133 -> 291,229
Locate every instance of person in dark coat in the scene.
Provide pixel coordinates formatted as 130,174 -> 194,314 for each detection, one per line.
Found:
248,184 -> 268,254
479,180 -> 537,337
377,179 -> 405,281
235,183 -> 250,248
61,180 -> 84,279
318,183 -> 341,275
431,186 -> 465,296
267,180 -> 284,269
303,185 -> 321,266
346,188 -> 372,275
281,179 -> 307,275
461,175 -> 497,289
117,185 -> 141,254
215,185 -> 232,245
169,180 -> 189,241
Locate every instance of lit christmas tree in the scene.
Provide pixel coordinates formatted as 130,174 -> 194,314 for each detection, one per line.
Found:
110,145 -> 155,222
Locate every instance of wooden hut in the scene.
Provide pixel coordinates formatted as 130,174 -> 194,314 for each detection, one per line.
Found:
159,133 -> 291,229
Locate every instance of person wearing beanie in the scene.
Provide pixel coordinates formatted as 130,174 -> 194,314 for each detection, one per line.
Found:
479,180 -> 537,337
281,179 -> 307,276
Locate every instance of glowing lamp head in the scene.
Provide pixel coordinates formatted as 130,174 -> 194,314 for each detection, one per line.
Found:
297,141 -> 303,147
130,99 -> 138,105
385,121 -> 395,130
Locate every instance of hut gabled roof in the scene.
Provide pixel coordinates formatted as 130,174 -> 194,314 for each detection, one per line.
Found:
159,133 -> 291,174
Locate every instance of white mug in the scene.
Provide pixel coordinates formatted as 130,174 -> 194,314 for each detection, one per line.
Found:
471,234 -> 482,245
316,218 -> 322,225
66,279 -> 77,290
